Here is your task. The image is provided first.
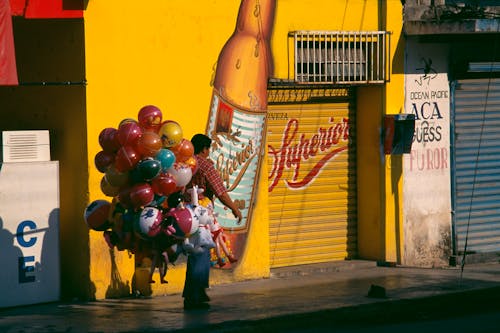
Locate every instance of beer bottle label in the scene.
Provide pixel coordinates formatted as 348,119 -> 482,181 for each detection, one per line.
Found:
206,89 -> 267,232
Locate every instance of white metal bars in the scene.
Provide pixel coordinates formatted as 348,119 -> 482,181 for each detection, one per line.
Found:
293,31 -> 388,85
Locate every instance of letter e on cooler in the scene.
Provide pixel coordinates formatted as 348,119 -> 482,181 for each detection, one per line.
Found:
17,220 -> 37,283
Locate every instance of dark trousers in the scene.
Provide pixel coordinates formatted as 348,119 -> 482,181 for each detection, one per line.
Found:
182,247 -> 210,303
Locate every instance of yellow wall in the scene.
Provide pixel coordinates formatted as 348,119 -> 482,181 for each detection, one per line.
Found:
382,2 -> 406,264
84,0 -> 266,300
84,0 -> 404,299
272,0 -> 385,79
355,1 -> 405,263
356,86 -> 384,260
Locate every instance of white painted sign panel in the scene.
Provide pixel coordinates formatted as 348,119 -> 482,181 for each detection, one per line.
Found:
403,41 -> 452,267
0,161 -> 60,308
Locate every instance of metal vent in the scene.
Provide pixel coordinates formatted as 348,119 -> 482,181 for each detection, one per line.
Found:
2,130 -> 51,163
292,31 -> 389,85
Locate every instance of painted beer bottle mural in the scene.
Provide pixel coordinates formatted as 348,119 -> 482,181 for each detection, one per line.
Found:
206,0 -> 275,263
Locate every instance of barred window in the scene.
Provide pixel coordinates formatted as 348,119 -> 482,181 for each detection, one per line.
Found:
292,31 -> 389,85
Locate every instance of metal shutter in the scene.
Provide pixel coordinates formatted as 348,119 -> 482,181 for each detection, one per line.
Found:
267,100 -> 357,268
452,78 -> 500,254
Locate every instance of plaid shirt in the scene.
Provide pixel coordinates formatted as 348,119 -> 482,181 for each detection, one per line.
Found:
188,154 -> 226,200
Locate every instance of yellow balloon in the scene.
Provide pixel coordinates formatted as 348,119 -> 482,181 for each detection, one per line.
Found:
105,165 -> 129,187
118,118 -> 138,127
159,121 -> 183,148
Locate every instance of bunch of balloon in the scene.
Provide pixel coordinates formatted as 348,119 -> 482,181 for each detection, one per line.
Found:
84,105 -> 198,284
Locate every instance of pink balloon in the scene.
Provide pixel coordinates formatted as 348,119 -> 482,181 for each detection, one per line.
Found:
94,150 -> 115,173
138,105 -> 163,131
117,121 -> 143,147
99,128 -> 121,153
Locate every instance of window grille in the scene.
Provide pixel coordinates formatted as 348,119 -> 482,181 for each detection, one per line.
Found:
292,31 -> 389,85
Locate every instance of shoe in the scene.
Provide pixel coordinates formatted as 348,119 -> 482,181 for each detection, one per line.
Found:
200,291 -> 210,302
218,258 -> 226,267
228,255 -> 238,263
167,251 -> 179,263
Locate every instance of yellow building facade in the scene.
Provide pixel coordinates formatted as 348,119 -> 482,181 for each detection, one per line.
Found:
80,0 -> 405,300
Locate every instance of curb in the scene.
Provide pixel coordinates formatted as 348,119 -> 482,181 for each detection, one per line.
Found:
168,285 -> 500,333
270,260 -> 377,279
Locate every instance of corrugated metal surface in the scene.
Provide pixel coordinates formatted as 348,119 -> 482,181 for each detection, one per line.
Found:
452,78 -> 500,254
267,101 -> 357,268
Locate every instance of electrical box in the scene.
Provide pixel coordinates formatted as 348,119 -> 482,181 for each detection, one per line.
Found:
383,114 -> 415,154
2,130 -> 51,163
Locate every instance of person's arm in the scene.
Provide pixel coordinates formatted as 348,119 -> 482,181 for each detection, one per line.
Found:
217,191 -> 242,222
198,156 -> 243,223
201,158 -> 243,222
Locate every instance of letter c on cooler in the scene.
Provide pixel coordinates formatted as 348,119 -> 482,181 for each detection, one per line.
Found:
16,220 -> 37,247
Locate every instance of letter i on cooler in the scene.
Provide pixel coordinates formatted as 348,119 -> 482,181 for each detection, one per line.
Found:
206,0 -> 275,263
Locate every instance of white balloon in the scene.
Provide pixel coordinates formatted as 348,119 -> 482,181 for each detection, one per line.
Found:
135,207 -> 162,239
167,162 -> 192,187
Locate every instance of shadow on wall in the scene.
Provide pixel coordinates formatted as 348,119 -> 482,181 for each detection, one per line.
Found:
106,248 -> 132,299
0,217 -> 23,302
40,209 -> 60,287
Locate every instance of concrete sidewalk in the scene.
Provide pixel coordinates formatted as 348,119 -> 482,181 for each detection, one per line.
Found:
1,260 -> 500,333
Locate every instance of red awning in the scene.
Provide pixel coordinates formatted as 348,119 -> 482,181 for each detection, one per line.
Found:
9,0 -> 84,18
0,0 -> 18,85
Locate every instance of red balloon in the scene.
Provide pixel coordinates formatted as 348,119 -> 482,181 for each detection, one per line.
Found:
100,176 -> 120,197
99,128 -> 121,153
84,200 -> 112,231
167,207 -> 195,237
118,186 -> 133,208
117,231 -> 133,251
151,172 -> 177,196
94,150 -> 115,173
129,183 -> 154,209
115,145 -> 140,172
136,131 -> 162,157
117,122 -> 143,147
138,105 -> 163,131
170,138 -> 194,162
